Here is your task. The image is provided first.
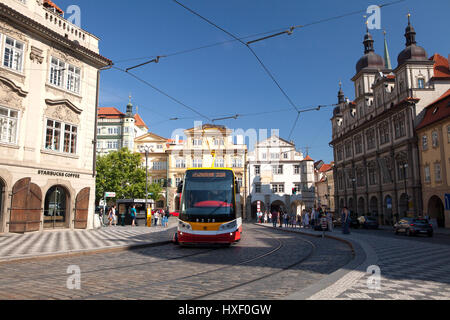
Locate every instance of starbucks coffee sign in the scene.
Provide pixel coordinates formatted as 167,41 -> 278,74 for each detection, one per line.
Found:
37,169 -> 81,179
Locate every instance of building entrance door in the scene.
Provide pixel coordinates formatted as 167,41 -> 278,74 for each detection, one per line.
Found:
44,186 -> 69,229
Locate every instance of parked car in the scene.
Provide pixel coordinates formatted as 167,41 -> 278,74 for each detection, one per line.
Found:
394,218 -> 433,237
358,216 -> 379,229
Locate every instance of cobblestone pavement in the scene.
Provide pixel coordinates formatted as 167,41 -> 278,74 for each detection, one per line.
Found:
0,224 -> 352,300
260,224 -> 450,300
0,219 -> 177,262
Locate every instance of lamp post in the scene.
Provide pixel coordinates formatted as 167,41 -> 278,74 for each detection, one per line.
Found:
139,145 -> 153,213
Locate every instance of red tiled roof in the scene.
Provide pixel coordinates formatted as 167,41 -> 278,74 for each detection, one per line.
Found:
430,54 -> 450,79
134,114 -> 148,129
303,155 -> 314,161
98,107 -> 125,119
44,0 -> 64,14
319,164 -> 333,173
416,89 -> 450,131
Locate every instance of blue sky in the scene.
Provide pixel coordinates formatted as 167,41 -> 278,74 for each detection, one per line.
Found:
57,0 -> 449,162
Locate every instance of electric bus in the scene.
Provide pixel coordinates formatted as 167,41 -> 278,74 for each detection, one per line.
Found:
173,168 -> 242,245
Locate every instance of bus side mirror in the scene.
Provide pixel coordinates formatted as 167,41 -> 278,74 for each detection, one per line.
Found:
177,181 -> 183,194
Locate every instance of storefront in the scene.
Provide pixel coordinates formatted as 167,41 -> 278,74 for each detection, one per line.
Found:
116,199 -> 152,226
0,166 -> 95,234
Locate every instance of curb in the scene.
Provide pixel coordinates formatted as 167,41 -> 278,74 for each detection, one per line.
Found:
254,224 -> 375,300
0,240 -> 173,265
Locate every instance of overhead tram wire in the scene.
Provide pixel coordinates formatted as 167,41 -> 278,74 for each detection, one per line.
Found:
112,66 -> 211,122
172,0 -> 299,113
116,0 -> 406,65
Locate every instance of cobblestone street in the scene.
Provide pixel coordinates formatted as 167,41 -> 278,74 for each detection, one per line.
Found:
0,224 -> 352,300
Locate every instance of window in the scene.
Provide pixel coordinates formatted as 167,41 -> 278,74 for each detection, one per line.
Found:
368,166 -> 377,185
215,157 -> 224,168
432,131 -> 439,148
270,153 -> 280,160
153,162 -> 167,171
272,184 -> 284,193
107,140 -> 119,149
357,169 -> 366,187
379,123 -> 390,145
66,65 -> 81,93
63,124 -> 77,154
424,166 -> 430,183
97,141 -> 102,149
157,144 -> 163,150
193,158 -> 202,168
435,163 -> 441,182
294,165 -> 300,174
272,165 -> 283,175
192,138 -> 202,146
45,120 -> 61,151
394,118 -> 406,139
397,162 -> 408,181
232,158 -> 242,168
107,127 -> 120,135
418,78 -> 425,89
255,184 -> 261,193
3,36 -> 24,72
422,135 -> 428,150
176,159 -> 186,169
175,177 -> 182,187
337,146 -> 343,161
366,129 -> 376,150
283,153 -> 289,159
214,139 -> 224,146
345,141 -> 353,158
237,177 -> 243,188
255,166 -> 261,175
293,184 -> 301,194
0,106 -> 19,144
49,57 -> 65,87
355,136 -> 363,154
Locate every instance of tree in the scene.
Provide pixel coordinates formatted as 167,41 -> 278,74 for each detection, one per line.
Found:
148,182 -> 164,204
96,148 -> 146,203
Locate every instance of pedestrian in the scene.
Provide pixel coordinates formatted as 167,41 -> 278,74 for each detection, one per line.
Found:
107,207 -> 113,227
342,207 -> 350,234
272,210 -> 278,228
112,205 -> 118,226
99,208 -> 105,227
269,212 -> 272,224
154,210 -> 160,227
303,210 -> 310,228
131,205 -> 137,227
278,210 -> 283,228
264,212 -> 268,224
326,210 -> 333,232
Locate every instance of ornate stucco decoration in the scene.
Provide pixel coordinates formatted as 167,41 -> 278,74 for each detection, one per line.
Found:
45,99 -> 82,125
0,76 -> 28,110
30,46 -> 44,64
0,21 -> 28,43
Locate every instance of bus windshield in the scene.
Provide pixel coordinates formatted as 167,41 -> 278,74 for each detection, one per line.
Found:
181,170 -> 235,219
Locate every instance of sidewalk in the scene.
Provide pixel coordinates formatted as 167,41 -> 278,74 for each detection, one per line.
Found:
257,223 -> 450,300
0,218 -> 178,263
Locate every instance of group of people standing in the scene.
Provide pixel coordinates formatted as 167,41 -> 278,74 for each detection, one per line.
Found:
98,206 -> 171,228
258,207 -> 334,232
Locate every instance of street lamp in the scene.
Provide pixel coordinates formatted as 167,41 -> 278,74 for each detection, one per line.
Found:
139,145 -> 153,213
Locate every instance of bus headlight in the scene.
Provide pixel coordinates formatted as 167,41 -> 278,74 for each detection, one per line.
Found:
220,221 -> 237,231
178,221 -> 192,231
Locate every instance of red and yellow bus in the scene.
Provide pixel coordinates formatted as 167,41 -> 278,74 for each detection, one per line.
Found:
173,168 -> 243,245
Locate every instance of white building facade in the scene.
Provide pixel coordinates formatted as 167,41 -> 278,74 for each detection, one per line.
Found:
0,0 -> 111,233
247,136 -> 315,219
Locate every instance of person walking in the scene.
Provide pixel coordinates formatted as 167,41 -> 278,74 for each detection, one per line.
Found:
272,210 -> 278,228
303,210 -> 310,228
264,212 -> 268,224
131,205 -> 137,227
268,212 -> 272,224
154,210 -> 160,227
111,205 -> 117,227
342,207 -> 350,234
107,207 -> 113,227
326,210 -> 333,232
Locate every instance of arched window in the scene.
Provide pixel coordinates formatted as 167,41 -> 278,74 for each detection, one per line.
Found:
44,186 -> 68,229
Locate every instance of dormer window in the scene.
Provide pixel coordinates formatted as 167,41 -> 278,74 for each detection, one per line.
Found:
418,78 -> 425,89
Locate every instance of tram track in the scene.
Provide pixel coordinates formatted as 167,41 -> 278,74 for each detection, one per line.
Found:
0,244 -> 216,287
81,226 -> 285,300
193,236 -> 316,300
